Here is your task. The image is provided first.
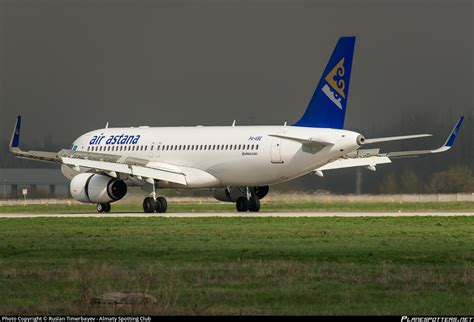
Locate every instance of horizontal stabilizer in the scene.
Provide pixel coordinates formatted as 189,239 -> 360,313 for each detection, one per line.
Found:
313,117 -> 464,173
268,134 -> 333,146
364,134 -> 432,144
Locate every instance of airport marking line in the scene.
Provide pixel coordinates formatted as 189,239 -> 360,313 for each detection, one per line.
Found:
0,212 -> 473,218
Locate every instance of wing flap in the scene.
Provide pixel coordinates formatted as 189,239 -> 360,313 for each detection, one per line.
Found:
61,157 -> 188,186
9,147 -> 60,163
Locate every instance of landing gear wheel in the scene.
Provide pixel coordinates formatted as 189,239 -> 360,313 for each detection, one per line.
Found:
97,203 -> 111,213
236,197 -> 250,212
143,197 -> 157,213
156,196 -> 168,213
249,196 -> 261,212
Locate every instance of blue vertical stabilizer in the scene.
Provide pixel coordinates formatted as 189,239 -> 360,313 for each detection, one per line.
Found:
293,36 -> 356,129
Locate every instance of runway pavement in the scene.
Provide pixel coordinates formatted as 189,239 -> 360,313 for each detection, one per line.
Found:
0,212 -> 473,218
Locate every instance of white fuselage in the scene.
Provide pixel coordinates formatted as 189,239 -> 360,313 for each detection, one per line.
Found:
69,125 -> 363,188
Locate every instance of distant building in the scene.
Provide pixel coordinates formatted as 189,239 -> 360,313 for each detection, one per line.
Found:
0,168 -> 69,199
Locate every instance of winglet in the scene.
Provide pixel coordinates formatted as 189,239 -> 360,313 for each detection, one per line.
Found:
9,115 -> 22,149
443,116 -> 464,148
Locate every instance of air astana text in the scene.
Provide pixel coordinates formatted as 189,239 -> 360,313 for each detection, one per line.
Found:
89,134 -> 141,145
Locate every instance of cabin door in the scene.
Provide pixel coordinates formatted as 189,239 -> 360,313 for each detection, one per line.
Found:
270,138 -> 283,163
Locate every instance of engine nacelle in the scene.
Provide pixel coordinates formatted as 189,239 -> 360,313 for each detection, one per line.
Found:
70,173 -> 127,203
253,186 -> 269,199
210,186 -> 269,202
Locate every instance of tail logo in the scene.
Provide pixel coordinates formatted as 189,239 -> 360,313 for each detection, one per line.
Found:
322,58 -> 346,110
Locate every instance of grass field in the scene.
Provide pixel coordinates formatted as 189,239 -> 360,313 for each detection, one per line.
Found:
1,201 -> 474,213
0,216 -> 473,315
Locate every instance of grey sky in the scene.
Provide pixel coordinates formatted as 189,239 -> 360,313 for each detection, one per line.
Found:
0,0 -> 472,158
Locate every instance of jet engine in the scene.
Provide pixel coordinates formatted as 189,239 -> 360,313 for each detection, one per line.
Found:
70,173 -> 127,203
210,186 -> 269,202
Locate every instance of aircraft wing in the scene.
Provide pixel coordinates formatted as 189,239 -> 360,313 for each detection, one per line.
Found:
8,116 -> 189,186
313,116 -> 464,176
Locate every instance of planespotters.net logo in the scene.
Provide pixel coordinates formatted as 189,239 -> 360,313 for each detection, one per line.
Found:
1,317 -> 152,322
402,317 -> 474,322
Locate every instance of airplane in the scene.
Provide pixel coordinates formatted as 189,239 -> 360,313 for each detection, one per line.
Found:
8,36 -> 464,213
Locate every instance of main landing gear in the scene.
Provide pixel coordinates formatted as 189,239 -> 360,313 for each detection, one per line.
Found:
236,187 -> 261,212
142,179 -> 168,213
97,203 -> 111,213
143,196 -> 168,213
